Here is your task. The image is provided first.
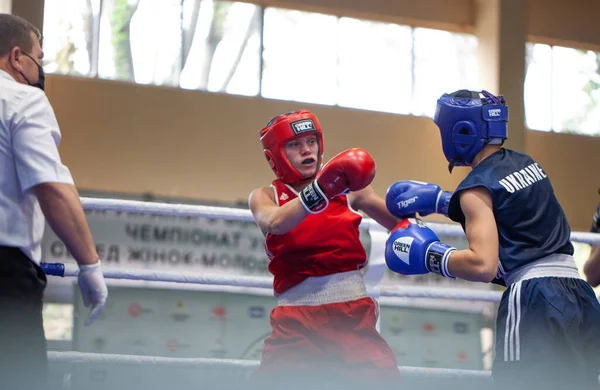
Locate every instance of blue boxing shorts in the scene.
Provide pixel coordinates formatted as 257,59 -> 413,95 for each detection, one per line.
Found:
493,276 -> 600,390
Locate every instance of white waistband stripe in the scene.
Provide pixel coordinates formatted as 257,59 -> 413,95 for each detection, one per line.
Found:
276,270 -> 368,306
503,254 -> 581,286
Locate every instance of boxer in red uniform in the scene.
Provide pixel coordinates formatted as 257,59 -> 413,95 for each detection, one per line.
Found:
248,110 -> 401,388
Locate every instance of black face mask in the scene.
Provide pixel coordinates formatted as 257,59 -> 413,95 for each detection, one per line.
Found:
20,52 -> 45,91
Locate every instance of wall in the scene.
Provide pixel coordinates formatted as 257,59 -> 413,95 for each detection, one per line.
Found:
527,130 -> 600,231
46,74 -> 599,231
528,0 -> 600,49
46,75 -> 465,205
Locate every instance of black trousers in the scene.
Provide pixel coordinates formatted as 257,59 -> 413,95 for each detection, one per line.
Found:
0,246 -> 48,390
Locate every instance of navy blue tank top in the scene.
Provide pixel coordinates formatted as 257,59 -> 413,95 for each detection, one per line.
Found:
448,148 -> 574,285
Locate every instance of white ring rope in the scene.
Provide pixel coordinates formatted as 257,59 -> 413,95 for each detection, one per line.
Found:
47,351 -> 491,379
45,264 -> 504,302
381,284 -> 502,302
61,265 -> 273,289
39,195 -> 597,305
79,197 -> 600,245
48,351 -> 259,369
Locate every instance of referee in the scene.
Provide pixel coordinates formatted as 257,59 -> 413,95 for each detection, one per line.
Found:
0,14 -> 108,389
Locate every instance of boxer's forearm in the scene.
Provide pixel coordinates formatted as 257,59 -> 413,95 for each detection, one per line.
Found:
264,198 -> 310,235
447,249 -> 498,282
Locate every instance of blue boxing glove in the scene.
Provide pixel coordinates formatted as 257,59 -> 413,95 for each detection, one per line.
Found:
386,181 -> 452,218
385,220 -> 456,278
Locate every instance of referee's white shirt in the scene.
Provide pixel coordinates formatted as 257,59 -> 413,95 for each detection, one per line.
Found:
0,69 -> 74,263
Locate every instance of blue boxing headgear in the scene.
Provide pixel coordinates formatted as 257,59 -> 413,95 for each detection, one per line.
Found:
433,90 -> 508,173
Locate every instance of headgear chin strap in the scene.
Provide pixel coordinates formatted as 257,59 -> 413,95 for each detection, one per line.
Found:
259,110 -> 324,186
433,90 -> 509,173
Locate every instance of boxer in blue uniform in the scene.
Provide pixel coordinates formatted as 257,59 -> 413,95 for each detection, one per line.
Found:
384,90 -> 600,389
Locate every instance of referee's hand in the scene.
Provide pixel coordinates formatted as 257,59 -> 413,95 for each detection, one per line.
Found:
77,261 -> 108,326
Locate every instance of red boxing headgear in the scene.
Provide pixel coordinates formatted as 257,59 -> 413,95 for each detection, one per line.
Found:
260,110 -> 324,186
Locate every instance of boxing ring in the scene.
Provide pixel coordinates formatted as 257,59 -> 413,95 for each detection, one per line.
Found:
41,197 -> 600,390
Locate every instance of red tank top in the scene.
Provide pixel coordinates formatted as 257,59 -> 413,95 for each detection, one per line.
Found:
265,180 -> 367,295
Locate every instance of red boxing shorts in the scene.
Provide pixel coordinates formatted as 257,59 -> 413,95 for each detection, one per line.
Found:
259,297 -> 399,378
255,272 -> 400,387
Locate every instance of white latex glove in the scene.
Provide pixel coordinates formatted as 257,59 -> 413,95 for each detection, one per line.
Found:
78,261 -> 108,326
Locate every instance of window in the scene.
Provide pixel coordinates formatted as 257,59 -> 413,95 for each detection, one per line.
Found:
98,0 -> 182,85
44,0 -> 261,95
524,43 -> 552,131
42,1 -> 479,116
337,18 -> 412,114
180,0 -> 261,96
261,8 -> 338,105
412,28 -> 479,117
525,43 -> 600,136
42,0 -> 99,76
0,0 -> 11,14
552,47 -> 600,135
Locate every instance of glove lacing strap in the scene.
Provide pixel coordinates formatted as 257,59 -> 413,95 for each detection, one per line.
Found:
299,180 -> 329,214
425,242 -> 456,279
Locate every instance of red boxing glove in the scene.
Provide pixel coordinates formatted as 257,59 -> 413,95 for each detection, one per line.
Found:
299,148 -> 376,214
